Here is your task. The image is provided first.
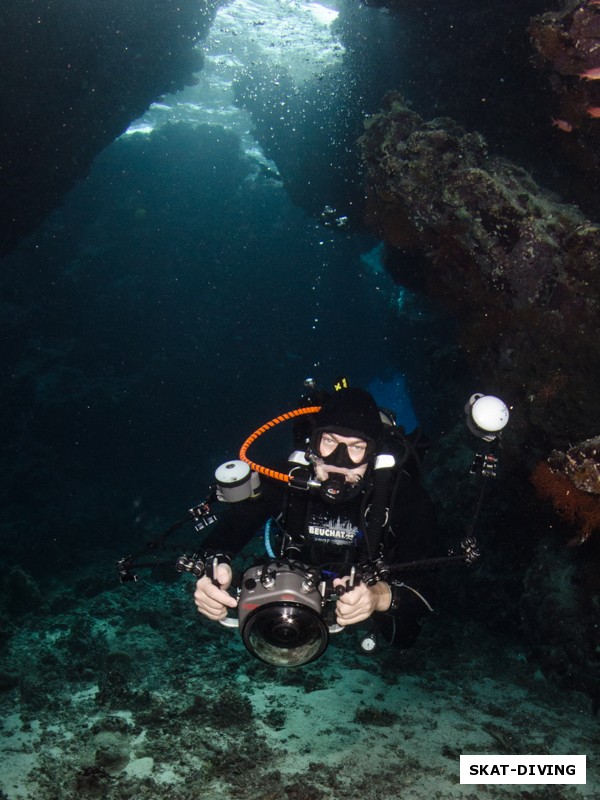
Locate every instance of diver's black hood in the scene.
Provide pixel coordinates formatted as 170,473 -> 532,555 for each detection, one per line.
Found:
307,388 -> 384,494
311,387 -> 384,444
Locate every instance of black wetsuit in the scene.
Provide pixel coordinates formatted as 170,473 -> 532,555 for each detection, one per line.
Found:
202,460 -> 438,648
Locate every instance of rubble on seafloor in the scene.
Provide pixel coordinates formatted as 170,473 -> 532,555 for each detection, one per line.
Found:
0,575 -> 598,799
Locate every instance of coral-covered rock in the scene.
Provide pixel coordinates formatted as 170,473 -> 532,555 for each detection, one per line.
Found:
359,93 -> 600,451
531,435 -> 600,544
2,566 -> 44,618
521,539 -> 600,705
531,460 -> 600,543
549,435 -> 600,494
0,0 -> 218,257
529,1 -> 600,174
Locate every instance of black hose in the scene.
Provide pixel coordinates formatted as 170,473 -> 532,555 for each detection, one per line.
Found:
365,466 -> 395,557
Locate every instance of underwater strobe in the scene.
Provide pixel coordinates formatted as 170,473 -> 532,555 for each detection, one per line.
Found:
464,393 -> 510,479
465,394 -> 509,441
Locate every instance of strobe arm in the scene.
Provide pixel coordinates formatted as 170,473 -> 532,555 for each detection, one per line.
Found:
175,552 -> 232,587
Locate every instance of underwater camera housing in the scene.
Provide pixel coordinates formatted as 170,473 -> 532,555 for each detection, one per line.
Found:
235,561 -> 332,668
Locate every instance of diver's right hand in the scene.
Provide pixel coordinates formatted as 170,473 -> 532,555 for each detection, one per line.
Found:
193,564 -> 238,621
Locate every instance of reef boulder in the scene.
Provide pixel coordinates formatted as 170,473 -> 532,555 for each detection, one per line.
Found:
530,0 -> 600,136
359,93 -> 600,460
0,0 -> 219,257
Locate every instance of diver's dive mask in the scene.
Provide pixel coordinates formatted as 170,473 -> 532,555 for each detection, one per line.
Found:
310,428 -> 376,469
306,429 -> 375,502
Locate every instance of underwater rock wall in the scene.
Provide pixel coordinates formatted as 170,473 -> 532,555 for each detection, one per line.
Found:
0,0 -> 219,258
521,536 -> 600,709
359,94 -> 600,698
359,93 -> 600,459
530,0 -> 600,179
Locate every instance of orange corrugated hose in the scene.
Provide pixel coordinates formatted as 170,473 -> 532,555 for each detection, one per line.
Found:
239,406 -> 321,483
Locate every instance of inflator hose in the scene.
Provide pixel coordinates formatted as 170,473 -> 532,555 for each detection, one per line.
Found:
239,406 -> 321,483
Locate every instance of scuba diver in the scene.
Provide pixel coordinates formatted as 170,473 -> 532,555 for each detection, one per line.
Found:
118,378 -> 507,667
193,381 -> 440,654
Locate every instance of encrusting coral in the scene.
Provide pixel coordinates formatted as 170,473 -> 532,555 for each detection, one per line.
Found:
531,435 -> 600,543
549,434 -> 600,493
530,0 -> 600,131
531,460 -> 600,544
528,0 -> 600,211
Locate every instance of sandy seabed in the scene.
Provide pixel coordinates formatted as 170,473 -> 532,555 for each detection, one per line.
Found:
1,571 -> 597,800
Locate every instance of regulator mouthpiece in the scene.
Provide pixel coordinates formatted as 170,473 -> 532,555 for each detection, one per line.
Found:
319,473 -> 356,502
465,394 -> 510,441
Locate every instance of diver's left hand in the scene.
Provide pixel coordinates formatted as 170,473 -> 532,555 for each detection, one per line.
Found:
333,578 -> 392,626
